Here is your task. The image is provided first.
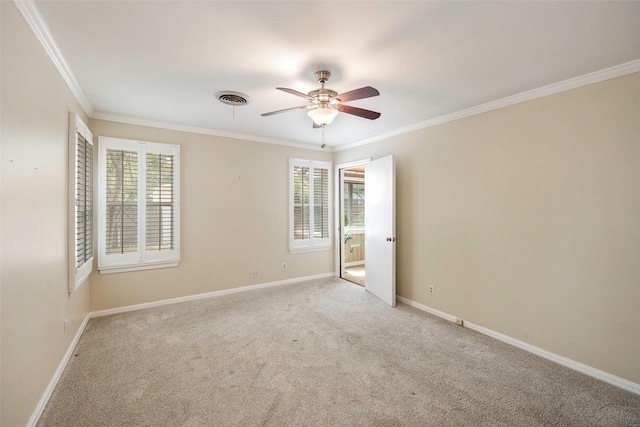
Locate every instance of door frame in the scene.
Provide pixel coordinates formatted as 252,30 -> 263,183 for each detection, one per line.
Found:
334,158 -> 371,279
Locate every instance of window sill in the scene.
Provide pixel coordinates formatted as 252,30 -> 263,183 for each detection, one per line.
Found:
98,261 -> 179,274
345,227 -> 365,234
289,246 -> 331,254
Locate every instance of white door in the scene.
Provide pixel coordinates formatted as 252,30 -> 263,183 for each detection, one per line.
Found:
364,155 -> 396,306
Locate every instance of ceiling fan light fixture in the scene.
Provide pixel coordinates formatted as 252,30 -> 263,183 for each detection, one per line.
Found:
308,107 -> 339,126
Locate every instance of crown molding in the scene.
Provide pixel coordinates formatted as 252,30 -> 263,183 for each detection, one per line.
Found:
91,112 -> 332,152
94,56 -> 640,153
96,59 -> 640,152
15,0 -> 638,152
12,0 -> 94,116
338,58 -> 640,151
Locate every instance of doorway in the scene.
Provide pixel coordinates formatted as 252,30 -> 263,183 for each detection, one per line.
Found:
335,156 -> 396,305
340,166 -> 366,286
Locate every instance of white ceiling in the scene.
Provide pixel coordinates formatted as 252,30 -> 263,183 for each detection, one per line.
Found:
32,1 -> 640,150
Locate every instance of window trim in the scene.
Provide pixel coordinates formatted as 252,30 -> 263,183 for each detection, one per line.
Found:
97,136 -> 180,274
289,158 -> 332,253
68,113 -> 94,295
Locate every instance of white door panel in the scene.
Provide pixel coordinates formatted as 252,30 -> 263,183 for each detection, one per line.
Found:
364,155 -> 396,306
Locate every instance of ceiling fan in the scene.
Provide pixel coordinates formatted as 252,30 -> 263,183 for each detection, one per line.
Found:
261,70 -> 381,127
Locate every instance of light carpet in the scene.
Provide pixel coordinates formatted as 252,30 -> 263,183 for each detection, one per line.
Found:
38,277 -> 640,426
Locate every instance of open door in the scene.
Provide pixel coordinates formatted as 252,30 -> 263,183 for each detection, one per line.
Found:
364,155 -> 396,306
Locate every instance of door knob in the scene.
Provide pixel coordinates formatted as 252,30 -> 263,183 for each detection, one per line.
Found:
386,237 -> 392,241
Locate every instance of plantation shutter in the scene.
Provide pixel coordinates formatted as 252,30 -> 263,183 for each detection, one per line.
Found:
105,149 -> 139,254
76,133 -> 93,267
314,168 -> 329,238
146,153 -> 175,251
289,159 -> 332,252
69,113 -> 94,294
293,165 -> 310,240
98,137 -> 180,273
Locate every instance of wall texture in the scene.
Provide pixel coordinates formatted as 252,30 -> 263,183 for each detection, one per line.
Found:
88,120 -> 334,311
334,72 -> 640,384
1,3 -> 91,426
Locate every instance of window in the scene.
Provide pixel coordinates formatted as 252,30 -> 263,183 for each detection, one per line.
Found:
68,113 -> 93,294
344,180 -> 365,229
98,137 -> 180,273
289,159 -> 332,253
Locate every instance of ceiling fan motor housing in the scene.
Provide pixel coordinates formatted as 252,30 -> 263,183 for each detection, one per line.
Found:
310,71 -> 338,104
315,70 -> 331,83
309,88 -> 338,104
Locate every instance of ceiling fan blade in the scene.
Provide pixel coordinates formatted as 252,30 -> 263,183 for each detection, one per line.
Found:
340,105 -> 381,120
276,87 -> 313,100
261,105 -> 308,117
335,86 -> 379,103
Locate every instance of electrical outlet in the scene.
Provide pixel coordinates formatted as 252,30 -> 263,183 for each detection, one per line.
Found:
250,271 -> 257,279
282,263 -> 287,271
428,285 -> 434,295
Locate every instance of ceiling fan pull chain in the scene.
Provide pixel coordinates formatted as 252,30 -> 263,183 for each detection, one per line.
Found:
321,125 -> 326,149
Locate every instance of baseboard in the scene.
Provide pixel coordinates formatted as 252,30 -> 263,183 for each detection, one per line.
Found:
27,313 -> 92,427
344,261 -> 364,268
396,295 -> 459,323
90,272 -> 334,318
396,295 -> 640,396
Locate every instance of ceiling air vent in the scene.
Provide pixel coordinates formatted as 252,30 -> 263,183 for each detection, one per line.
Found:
215,91 -> 251,106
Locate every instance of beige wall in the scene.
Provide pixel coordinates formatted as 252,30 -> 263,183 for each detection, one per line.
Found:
88,120 -> 333,311
1,3 -> 91,426
335,72 -> 640,384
